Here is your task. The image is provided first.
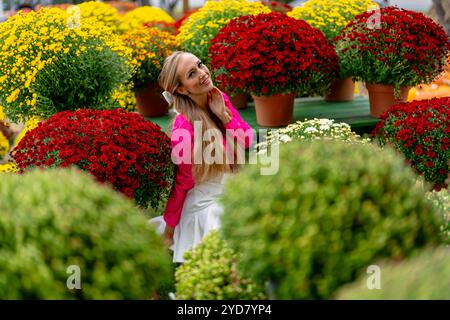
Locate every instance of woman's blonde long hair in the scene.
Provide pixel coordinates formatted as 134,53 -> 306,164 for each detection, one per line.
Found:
158,51 -> 236,183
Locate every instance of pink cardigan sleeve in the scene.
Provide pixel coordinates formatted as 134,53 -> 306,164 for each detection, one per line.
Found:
222,92 -> 253,149
163,115 -> 195,228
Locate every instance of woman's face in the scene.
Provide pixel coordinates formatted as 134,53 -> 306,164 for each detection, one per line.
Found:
176,53 -> 214,96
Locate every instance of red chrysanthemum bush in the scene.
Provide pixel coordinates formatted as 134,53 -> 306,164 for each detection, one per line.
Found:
335,7 -> 450,96
372,97 -> 450,188
12,109 -> 175,208
209,12 -> 339,97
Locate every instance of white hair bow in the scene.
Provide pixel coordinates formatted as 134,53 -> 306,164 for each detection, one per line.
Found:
162,91 -> 174,105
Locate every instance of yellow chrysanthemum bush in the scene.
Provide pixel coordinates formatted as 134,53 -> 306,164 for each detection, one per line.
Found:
288,0 -> 377,41
13,116 -> 40,148
0,162 -> 17,174
0,131 -> 9,159
0,105 -> 15,174
0,8 -> 133,122
176,0 -> 270,65
123,27 -> 178,90
111,83 -> 137,112
77,1 -> 122,31
118,6 -> 174,34
0,105 -> 12,162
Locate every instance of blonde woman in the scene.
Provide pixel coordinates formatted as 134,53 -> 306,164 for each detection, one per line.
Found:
150,51 -> 253,263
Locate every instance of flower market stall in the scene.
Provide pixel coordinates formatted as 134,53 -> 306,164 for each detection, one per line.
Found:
0,0 -> 448,301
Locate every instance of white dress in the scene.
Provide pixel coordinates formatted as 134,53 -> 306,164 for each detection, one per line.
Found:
149,174 -> 228,263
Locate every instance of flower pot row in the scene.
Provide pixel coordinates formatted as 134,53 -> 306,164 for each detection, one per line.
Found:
136,80 -> 409,128
325,79 -> 411,117
136,78 -> 410,127
135,8 -> 446,127
252,82 -> 410,127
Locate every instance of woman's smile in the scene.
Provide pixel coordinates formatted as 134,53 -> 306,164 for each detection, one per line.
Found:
200,77 -> 211,86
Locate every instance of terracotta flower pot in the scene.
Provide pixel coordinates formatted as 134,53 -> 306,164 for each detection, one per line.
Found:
228,91 -> 250,109
325,78 -> 355,102
252,93 -> 295,127
366,83 -> 411,118
0,120 -> 13,141
135,82 -> 168,118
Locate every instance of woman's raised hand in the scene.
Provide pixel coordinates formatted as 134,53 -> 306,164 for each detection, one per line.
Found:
208,87 -> 231,124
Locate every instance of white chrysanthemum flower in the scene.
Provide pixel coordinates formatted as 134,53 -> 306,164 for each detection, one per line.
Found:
279,134 -> 292,143
304,127 -> 318,133
318,118 -> 333,125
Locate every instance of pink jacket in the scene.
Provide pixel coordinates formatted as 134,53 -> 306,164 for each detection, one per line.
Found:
163,92 -> 253,228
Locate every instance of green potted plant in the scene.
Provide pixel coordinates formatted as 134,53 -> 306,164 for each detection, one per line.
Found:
175,231 -> 266,300
220,140 -> 442,299
0,168 -> 173,299
336,248 -> 450,299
